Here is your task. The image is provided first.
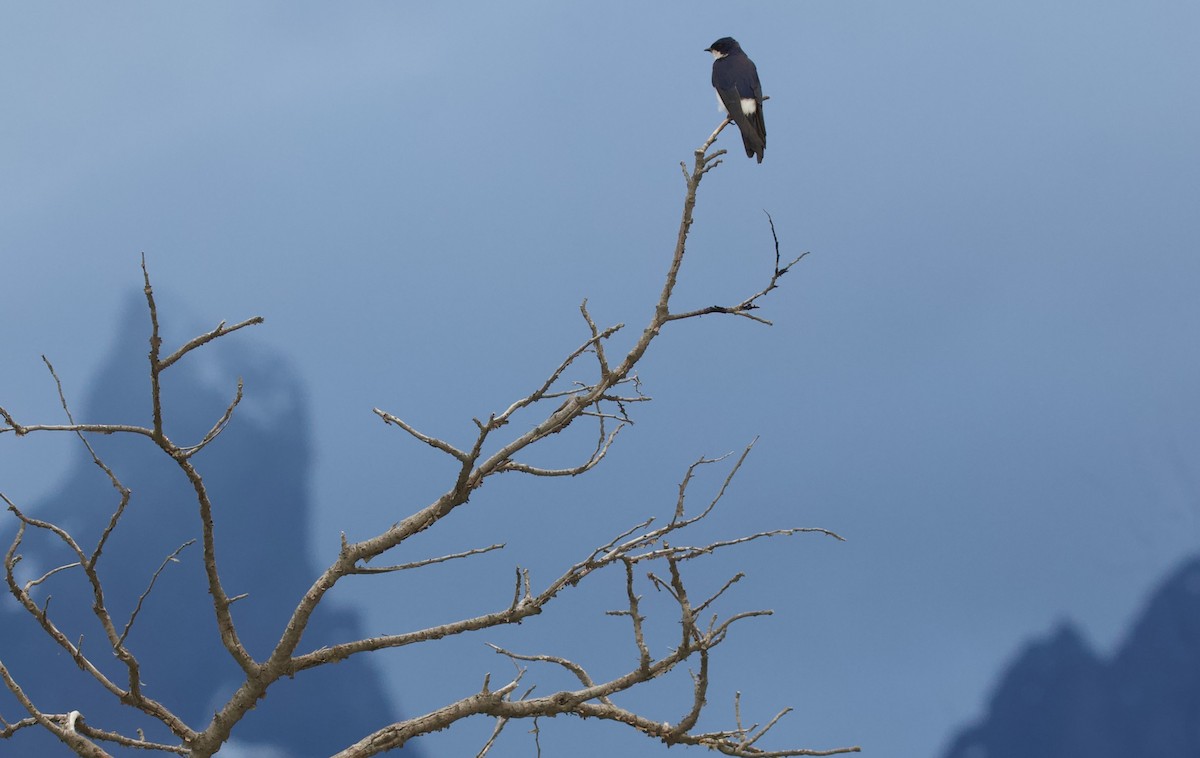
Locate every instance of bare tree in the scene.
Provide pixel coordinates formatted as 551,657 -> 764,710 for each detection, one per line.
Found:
1,122 -> 861,757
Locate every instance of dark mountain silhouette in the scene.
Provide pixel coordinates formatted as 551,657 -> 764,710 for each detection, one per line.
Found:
1,296 -> 419,757
941,555 -> 1200,758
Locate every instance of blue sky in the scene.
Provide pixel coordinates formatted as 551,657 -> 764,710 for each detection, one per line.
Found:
3,3 -> 1199,755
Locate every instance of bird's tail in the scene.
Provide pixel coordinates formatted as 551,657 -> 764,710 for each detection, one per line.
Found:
742,110 -> 767,163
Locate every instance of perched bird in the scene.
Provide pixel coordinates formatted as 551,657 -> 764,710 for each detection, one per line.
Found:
705,37 -> 766,163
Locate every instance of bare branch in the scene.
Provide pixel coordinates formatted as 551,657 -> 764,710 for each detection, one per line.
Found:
665,304 -> 775,325
0,405 -> 26,435
169,455 -> 256,675
664,211 -> 807,326
0,421 -> 156,438
74,719 -> 189,755
494,322 -> 625,424
672,646 -> 708,736
588,517 -> 655,562
629,528 -> 846,566
472,628 -> 861,756
373,408 -> 470,462
500,412 -> 624,477
120,539 -> 196,646
141,258 -> 263,376
620,558 -> 651,671
2,126 -> 834,757
745,706 -> 795,751
40,358 -> 135,566
22,561 -> 81,592
275,125 -> 803,676
330,678 -> 522,758
694,572 -> 746,616
0,660 -> 112,757
158,318 -> 265,373
579,299 -> 611,378
0,703 -> 189,754
3,497 -> 198,742
486,644 -> 614,706
701,439 -> 758,519
350,543 -> 505,575
475,715 -> 510,758
142,255 -> 166,440
0,714 -> 38,738
675,450 -> 735,521
34,356 -> 137,569
178,378 -> 243,459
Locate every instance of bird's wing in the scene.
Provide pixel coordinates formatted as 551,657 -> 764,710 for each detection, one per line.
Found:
712,60 -> 749,115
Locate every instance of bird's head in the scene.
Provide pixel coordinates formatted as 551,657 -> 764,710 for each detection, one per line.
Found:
704,37 -> 741,59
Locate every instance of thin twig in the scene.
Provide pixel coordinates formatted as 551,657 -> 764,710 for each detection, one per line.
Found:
373,409 -> 470,462
120,540 -> 196,646
178,379 -> 243,459
350,544 -> 505,574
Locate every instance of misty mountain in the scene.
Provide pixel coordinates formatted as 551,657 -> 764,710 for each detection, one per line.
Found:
0,296 -> 418,757
941,555 -> 1200,757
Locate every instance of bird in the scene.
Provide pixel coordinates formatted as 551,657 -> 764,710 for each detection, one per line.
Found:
705,37 -> 766,163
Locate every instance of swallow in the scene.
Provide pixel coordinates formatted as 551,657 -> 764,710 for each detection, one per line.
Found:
705,37 -> 766,163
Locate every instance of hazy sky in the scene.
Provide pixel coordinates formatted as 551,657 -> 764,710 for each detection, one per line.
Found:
3,3 -> 1199,756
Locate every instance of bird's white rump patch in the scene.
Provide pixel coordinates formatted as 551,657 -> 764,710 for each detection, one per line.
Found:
740,98 -> 757,116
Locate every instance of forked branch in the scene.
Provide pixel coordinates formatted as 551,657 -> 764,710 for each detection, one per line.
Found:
0,123 -> 842,757
313,441 -> 854,757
